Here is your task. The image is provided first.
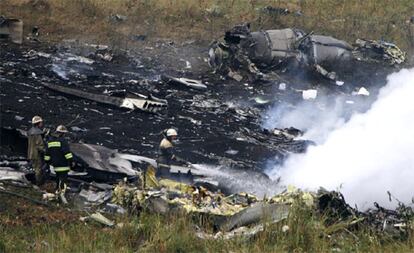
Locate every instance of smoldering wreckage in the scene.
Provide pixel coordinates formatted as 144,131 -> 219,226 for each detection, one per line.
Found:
1,17 -> 413,240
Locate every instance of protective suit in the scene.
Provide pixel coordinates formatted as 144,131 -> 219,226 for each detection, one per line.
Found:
27,126 -> 45,184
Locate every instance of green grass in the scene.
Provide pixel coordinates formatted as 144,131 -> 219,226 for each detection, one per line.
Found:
1,202 -> 412,253
1,0 -> 413,52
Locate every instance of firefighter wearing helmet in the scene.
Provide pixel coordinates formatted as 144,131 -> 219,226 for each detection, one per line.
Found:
157,128 -> 189,170
27,115 -> 46,184
44,125 -> 73,201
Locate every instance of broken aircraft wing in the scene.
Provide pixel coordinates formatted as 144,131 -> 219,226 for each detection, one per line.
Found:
70,143 -> 139,181
42,83 -> 167,113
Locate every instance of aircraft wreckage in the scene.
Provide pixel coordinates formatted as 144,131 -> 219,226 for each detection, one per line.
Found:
1,130 -> 411,239
209,23 -> 407,82
0,16 -> 23,44
1,20 -> 412,242
0,127 -> 273,195
42,83 -> 167,113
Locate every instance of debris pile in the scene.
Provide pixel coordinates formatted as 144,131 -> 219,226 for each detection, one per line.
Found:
209,23 -> 406,82
354,39 -> 407,65
111,177 -> 414,239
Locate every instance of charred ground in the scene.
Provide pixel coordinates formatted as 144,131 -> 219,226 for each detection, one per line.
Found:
0,39 -> 398,172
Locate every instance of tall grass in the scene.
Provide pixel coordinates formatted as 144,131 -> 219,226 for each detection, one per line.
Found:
1,202 -> 413,252
1,0 -> 413,51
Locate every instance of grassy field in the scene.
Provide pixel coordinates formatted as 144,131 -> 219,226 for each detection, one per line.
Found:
1,208 -> 413,252
1,0 -> 414,51
0,189 -> 413,253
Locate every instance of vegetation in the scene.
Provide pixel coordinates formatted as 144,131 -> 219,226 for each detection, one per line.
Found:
1,0 -> 414,52
0,192 -> 413,252
1,1 -> 414,252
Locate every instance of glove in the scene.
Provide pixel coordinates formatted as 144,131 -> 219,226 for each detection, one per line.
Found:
41,164 -> 51,175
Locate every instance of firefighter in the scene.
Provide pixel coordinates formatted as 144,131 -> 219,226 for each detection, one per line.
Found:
157,128 -> 190,169
44,125 -> 73,197
27,115 -> 46,185
158,128 -> 179,166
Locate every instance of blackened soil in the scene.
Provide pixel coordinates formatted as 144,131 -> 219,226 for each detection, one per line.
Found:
0,41 -> 396,171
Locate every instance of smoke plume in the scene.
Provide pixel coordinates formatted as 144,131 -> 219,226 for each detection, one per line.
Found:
266,68 -> 414,209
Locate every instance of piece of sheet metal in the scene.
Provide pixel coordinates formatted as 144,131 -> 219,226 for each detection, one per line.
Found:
162,75 -> 207,90
70,143 -> 139,180
43,83 -> 167,113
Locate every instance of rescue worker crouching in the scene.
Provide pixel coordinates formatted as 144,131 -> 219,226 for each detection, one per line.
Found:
27,115 -> 46,185
44,125 -> 73,196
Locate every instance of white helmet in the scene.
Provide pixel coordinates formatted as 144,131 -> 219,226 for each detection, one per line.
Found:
166,128 -> 178,137
32,115 -> 43,124
56,125 -> 69,133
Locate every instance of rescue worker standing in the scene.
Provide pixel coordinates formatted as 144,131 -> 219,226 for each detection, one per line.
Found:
27,115 -> 46,185
158,128 -> 179,167
44,125 -> 73,196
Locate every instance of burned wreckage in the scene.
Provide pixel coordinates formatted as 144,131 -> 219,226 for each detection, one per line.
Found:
42,83 -> 168,113
209,23 -> 406,82
2,128 -> 412,238
0,18 -> 412,241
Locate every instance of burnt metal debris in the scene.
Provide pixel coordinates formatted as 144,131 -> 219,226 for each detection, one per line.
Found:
0,19 -> 412,242
161,75 -> 208,90
209,23 -> 406,82
43,83 -> 168,113
0,16 -> 23,44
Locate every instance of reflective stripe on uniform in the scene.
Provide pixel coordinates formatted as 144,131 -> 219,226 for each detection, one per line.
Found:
44,155 -> 51,161
47,141 -> 61,148
54,166 -> 70,172
64,153 -> 73,159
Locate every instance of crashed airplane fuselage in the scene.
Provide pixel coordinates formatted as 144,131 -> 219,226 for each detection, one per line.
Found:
209,24 -> 406,81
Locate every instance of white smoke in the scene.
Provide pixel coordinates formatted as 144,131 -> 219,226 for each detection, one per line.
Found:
267,68 -> 414,209
262,97 -> 350,144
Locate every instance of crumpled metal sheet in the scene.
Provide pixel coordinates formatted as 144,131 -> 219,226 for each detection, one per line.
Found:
0,167 -> 29,183
270,185 -> 316,207
43,83 -> 167,113
354,39 -> 406,65
88,212 -> 115,227
70,143 -> 139,177
78,188 -> 112,205
162,75 -> 207,90
219,202 -> 290,231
